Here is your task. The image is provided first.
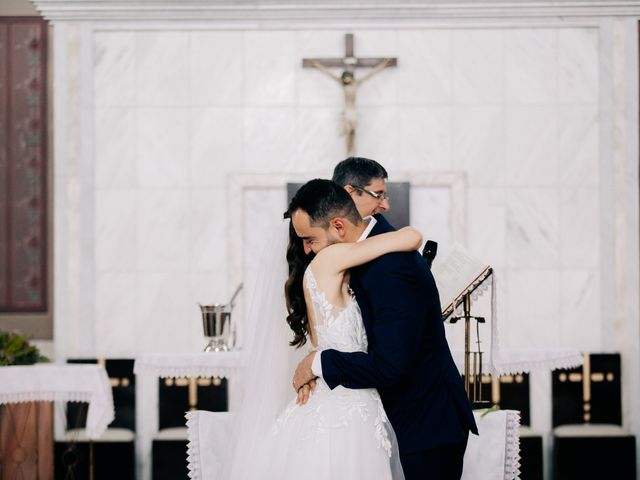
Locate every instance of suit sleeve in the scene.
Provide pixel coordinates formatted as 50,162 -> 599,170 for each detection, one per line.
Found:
321,252 -> 436,390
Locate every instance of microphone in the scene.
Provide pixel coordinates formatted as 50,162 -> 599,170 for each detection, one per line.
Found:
422,240 -> 438,269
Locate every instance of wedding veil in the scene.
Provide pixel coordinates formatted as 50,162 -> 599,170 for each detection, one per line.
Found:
223,220 -> 305,479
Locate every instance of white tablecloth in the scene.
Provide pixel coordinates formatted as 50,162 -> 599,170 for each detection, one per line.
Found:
463,409 -> 520,480
0,364 -> 114,439
133,351 -> 244,379
185,408 -> 520,480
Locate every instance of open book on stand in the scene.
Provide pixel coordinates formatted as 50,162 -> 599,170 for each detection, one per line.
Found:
430,243 -> 493,320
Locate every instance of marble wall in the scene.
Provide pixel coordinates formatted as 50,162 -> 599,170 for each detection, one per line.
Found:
50,15 -> 639,480
86,26 -> 604,354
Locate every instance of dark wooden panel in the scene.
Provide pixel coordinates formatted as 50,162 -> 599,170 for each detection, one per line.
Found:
0,18 -> 47,312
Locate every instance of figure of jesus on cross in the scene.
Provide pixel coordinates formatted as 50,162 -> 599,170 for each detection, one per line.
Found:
303,34 -> 397,155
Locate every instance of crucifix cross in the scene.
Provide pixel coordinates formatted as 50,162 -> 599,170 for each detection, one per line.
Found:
302,33 -> 398,155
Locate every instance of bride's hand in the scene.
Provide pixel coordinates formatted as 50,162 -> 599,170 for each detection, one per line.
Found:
296,378 -> 317,406
293,351 -> 316,391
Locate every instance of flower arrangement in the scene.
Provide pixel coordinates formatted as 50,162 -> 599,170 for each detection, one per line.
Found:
0,331 -> 48,366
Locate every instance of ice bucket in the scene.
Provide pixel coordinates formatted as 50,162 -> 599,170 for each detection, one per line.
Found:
199,304 -> 231,352
199,284 -> 242,352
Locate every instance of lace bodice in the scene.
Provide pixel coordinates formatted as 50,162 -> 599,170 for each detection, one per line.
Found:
304,266 -> 368,353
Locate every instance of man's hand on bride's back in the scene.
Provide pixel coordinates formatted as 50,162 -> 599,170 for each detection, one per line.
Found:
296,379 -> 317,406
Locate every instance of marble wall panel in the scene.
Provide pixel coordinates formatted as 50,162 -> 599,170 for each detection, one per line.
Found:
189,107 -> 244,187
558,105 -> 599,186
136,190 -> 190,271
505,106 -> 558,187
560,187 -> 600,268
558,28 -> 599,104
467,187 -> 507,269
95,107 -> 137,189
559,269 -> 601,350
244,31 -> 296,106
452,106 -> 505,187
396,106 -> 451,172
357,106 -> 399,164
94,32 -> 135,107
95,189 -> 137,271
294,107 -> 346,171
135,272 -> 193,352
189,31 -> 244,106
506,269 -> 561,348
452,30 -> 505,105
95,272 -> 137,355
505,28 -> 557,104
189,189 -> 227,271
506,187 -> 560,269
410,186 -> 452,251
136,31 -> 189,106
243,107 -> 298,171
136,107 -> 189,188
397,30 -> 452,105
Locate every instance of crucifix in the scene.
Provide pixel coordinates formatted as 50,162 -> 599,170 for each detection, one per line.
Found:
302,33 -> 397,156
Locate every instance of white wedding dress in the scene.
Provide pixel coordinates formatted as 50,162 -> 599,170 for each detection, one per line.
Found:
253,266 -> 404,479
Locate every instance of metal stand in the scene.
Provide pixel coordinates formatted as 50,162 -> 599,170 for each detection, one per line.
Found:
451,292 -> 491,409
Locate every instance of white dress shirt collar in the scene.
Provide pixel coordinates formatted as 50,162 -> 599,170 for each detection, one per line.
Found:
357,216 -> 377,242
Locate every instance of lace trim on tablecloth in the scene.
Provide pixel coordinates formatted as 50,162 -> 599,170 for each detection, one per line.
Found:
504,410 -> 521,480
134,352 -> 244,379
185,411 -> 202,480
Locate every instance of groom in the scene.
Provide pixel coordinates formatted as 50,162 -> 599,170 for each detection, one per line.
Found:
290,178 -> 478,479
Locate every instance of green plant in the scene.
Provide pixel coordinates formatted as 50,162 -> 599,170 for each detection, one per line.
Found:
0,331 -> 48,366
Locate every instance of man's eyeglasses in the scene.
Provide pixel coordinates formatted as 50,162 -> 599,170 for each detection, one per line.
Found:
351,185 -> 390,201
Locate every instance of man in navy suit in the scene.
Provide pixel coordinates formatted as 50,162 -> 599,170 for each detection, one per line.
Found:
291,175 -> 477,479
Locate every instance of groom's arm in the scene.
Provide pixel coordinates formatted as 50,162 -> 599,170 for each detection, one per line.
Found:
321,252 -> 436,390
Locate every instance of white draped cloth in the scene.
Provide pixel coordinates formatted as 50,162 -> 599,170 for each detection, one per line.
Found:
185,409 -> 521,480
0,364 -> 114,438
450,274 -> 584,376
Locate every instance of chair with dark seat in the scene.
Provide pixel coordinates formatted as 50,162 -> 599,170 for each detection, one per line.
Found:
552,353 -> 636,480
152,376 -> 228,480
54,358 -> 136,480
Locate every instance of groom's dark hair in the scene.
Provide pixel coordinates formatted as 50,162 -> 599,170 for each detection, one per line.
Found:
332,157 -> 388,188
285,179 -> 361,227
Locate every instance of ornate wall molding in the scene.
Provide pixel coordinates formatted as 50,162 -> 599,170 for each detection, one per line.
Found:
30,0 -> 640,24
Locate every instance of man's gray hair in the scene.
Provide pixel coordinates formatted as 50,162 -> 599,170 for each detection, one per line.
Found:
332,157 -> 388,188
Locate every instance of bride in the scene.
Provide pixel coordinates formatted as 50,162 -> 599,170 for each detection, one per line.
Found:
224,180 -> 421,479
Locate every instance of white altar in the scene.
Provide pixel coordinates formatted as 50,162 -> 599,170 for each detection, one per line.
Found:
0,364 -> 114,439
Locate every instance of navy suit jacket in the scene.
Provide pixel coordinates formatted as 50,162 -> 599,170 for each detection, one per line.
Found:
321,215 -> 478,454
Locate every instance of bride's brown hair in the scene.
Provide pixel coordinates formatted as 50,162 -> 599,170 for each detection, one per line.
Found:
283,220 -> 312,348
